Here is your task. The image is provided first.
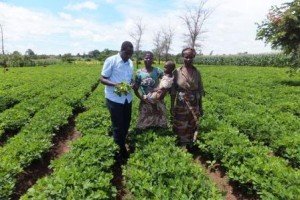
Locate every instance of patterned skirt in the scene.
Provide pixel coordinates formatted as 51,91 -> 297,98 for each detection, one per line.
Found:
136,100 -> 168,129
173,92 -> 200,145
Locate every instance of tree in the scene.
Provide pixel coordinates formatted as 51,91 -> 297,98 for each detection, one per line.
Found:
161,26 -> 174,61
61,53 -> 74,63
10,51 -> 24,67
0,24 -> 4,55
153,26 -> 175,63
25,49 -> 35,57
180,0 -> 212,52
98,48 -> 118,61
88,49 -> 101,59
256,0 -> 300,71
153,30 -> 164,64
129,18 -> 145,68
0,24 -> 8,72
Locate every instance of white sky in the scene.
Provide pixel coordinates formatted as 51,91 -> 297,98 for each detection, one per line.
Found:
0,0 -> 291,55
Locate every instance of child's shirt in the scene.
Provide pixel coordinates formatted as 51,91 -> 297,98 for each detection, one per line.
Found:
144,75 -> 174,103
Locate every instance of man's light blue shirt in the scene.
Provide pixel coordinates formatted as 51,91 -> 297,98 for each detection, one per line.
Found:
101,53 -> 134,104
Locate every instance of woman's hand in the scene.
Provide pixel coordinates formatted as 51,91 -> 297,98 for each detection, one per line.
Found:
142,95 -> 152,104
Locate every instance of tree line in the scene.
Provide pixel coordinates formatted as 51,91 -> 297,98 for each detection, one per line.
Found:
1,0 -> 299,71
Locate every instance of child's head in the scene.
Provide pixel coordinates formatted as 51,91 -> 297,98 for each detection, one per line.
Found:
164,61 -> 175,75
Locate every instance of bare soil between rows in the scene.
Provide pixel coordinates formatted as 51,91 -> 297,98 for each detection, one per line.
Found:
0,128 -> 21,147
188,146 -> 259,200
11,115 -> 82,200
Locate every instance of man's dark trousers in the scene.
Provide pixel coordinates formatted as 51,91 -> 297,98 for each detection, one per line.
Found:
106,98 -> 132,149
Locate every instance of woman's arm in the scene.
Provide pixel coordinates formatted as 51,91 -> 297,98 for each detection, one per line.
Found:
170,92 -> 175,119
133,71 -> 145,101
133,82 -> 152,104
133,84 -> 143,101
197,70 -> 204,116
156,88 -> 167,100
170,71 -> 177,118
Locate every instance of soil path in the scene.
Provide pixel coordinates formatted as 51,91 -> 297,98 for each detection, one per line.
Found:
11,115 -> 82,200
189,147 -> 258,200
111,144 -> 132,200
10,81 -> 100,199
0,129 -> 21,146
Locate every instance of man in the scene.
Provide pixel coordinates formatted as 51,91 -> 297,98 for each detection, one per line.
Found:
100,41 -> 134,158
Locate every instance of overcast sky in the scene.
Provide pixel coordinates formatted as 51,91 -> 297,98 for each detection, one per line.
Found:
0,0 -> 291,55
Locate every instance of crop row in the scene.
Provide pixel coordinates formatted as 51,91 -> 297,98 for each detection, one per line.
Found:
197,67 -> 300,199
22,84 -> 223,199
198,121 -> 300,199
124,129 -> 223,199
0,67 -> 64,112
0,72 -> 99,199
21,85 -> 118,199
209,92 -> 300,168
0,76 -> 97,138
0,65 -> 100,113
203,67 -> 300,167
0,66 -> 100,133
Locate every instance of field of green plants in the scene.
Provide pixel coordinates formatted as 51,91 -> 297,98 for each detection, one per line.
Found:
0,64 -> 299,199
193,53 -> 292,67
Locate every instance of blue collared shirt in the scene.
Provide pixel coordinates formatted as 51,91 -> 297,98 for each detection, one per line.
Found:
101,53 -> 134,104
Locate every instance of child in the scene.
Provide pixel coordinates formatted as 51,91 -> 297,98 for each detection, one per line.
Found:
143,61 -> 175,104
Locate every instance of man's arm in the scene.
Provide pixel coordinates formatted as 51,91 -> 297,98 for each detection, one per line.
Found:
100,57 -> 118,86
100,76 -> 118,86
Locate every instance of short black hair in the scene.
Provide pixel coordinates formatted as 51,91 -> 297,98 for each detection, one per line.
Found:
165,61 -> 175,70
121,41 -> 133,51
181,47 -> 196,57
144,51 -> 154,57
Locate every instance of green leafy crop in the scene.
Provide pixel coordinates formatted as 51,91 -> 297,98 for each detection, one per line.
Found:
114,82 -> 131,96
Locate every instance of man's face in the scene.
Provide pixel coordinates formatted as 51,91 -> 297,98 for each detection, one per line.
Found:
121,47 -> 133,62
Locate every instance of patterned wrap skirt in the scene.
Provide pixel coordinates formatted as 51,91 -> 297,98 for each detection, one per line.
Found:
173,91 -> 200,145
136,100 -> 168,129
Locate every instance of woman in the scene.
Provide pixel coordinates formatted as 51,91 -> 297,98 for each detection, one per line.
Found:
170,47 -> 205,147
133,51 -> 168,130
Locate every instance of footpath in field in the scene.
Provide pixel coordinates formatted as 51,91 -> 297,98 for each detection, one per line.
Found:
0,66 -> 100,145
20,77 -> 224,200
196,66 -> 300,199
202,67 -> 300,168
1,65 -> 299,199
12,113 -> 82,199
188,146 -> 258,200
123,129 -> 223,199
0,65 -> 103,199
20,85 -> 118,199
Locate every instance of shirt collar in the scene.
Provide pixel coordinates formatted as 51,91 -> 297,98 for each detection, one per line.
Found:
117,52 -> 131,64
